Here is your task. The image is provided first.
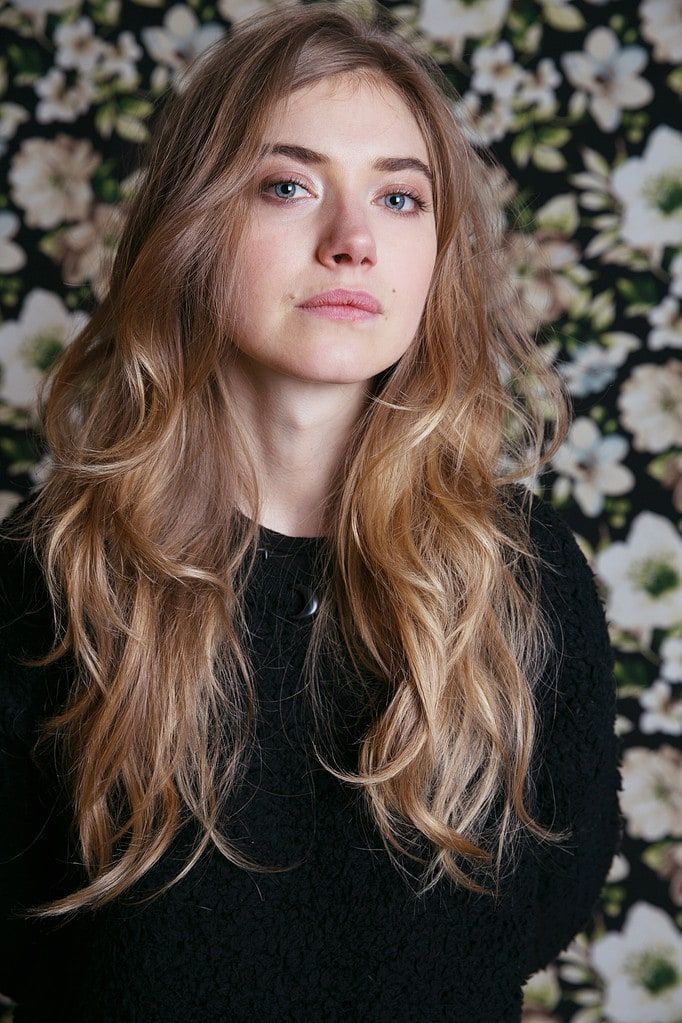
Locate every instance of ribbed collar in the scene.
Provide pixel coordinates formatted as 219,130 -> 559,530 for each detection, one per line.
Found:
235,508 -> 330,558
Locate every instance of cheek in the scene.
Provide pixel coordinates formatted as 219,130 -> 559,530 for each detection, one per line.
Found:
390,232 -> 436,286
386,274 -> 433,356
394,254 -> 434,313
240,237 -> 278,283
241,235 -> 300,302
232,265 -> 285,330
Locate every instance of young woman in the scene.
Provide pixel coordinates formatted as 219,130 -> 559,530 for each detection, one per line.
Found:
0,3 -> 623,1020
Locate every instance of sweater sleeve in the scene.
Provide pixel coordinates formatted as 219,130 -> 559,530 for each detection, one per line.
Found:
0,659 -> 52,1005
0,502 -> 72,1005
519,494 -> 625,981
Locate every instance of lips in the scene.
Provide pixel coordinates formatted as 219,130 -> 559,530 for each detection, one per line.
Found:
298,288 -> 381,314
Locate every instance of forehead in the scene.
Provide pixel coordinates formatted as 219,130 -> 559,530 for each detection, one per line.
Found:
263,74 -> 430,163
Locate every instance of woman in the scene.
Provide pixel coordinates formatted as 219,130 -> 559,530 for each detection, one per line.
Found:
0,3 -> 623,1020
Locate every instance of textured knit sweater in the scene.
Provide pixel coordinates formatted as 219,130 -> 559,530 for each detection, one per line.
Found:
0,491 -> 624,1023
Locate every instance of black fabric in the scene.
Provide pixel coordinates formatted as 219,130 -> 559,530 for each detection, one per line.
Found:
0,493 -> 624,1022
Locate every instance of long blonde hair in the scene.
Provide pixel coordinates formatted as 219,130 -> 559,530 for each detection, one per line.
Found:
3,0 -> 573,920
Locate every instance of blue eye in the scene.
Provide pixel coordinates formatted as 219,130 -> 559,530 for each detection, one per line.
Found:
383,190 -> 429,213
263,179 -> 305,200
259,177 -> 430,215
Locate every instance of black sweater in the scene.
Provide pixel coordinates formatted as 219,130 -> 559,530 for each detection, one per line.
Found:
0,493 -> 624,1022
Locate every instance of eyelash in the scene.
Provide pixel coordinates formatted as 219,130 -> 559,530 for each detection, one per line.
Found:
259,176 -> 431,215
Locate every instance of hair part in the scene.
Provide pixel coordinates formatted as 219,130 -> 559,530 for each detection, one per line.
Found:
2,0 -> 573,922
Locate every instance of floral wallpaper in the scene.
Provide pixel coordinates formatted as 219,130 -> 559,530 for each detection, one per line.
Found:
0,0 -> 681,1020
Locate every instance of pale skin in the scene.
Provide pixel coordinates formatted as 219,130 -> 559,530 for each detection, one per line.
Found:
228,72 -> 438,537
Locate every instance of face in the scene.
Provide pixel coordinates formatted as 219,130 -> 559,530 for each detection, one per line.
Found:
230,72 -> 438,387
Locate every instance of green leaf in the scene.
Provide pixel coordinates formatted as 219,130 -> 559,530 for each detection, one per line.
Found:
667,67 -> 682,96
7,43 -> 44,77
542,2 -> 586,32
537,126 -> 571,147
38,227 -> 68,259
589,289 -> 615,329
531,144 -> 567,172
115,114 -> 149,143
95,102 -> 117,138
615,278 -> 638,302
642,840 -> 678,874
648,449 -> 682,483
511,131 -> 534,168
613,657 -> 650,690
118,96 -> 154,118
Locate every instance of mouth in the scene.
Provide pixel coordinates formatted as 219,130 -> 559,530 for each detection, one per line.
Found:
297,288 -> 382,316
297,304 -> 379,322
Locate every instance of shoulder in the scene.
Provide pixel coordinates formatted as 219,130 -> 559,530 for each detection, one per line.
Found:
506,484 -> 613,668
508,490 -> 619,804
506,482 -> 601,573
0,496 -> 55,658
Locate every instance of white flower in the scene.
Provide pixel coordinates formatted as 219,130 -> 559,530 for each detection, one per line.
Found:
0,288 -> 88,412
619,745 -> 682,841
53,16 -> 108,74
647,296 -> 682,351
0,490 -> 27,521
639,0 -> 682,65
550,417 -> 634,516
591,901 -> 682,1022
57,201 -> 126,301
417,0 -> 511,57
617,360 -> 682,454
4,0 -> 75,36
639,680 -> 682,735
0,101 -> 31,161
521,961 -> 561,1008
96,32 -> 144,89
670,252 -> 682,299
141,5 -> 226,93
660,635 -> 682,682
471,40 -> 526,100
34,68 -> 96,124
611,125 -> 682,250
0,210 -> 26,274
615,713 -> 635,738
606,852 -> 630,884
450,91 -> 515,146
216,0 -> 275,35
516,57 -> 561,115
561,26 -> 653,132
558,333 -> 639,397
594,512 -> 682,632
8,134 -> 101,230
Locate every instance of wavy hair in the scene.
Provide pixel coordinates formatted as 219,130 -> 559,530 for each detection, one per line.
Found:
2,0 -> 574,920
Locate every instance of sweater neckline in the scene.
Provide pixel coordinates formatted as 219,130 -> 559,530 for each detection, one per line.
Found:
235,508 -> 329,556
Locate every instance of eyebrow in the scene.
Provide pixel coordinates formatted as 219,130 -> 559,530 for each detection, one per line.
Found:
259,142 -> 434,187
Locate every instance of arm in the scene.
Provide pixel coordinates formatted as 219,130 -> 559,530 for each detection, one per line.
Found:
0,659 -> 52,1005
0,506 -> 71,1005
520,494 -> 625,980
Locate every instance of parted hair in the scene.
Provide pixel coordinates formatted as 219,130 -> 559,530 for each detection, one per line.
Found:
3,0 -> 573,920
